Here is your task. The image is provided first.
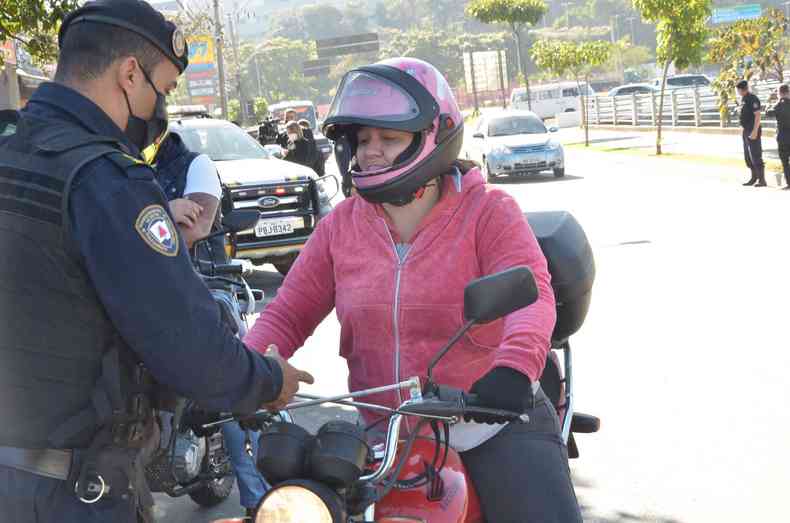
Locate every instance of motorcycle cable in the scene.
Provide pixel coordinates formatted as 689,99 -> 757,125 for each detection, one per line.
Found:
369,418 -> 428,505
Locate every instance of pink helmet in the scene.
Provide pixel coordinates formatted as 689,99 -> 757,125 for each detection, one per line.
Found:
322,58 -> 464,204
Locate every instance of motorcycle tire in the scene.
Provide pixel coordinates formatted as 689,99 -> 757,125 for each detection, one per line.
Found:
188,475 -> 236,507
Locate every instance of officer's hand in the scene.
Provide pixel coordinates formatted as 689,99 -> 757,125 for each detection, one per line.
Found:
262,345 -> 314,412
169,198 -> 203,228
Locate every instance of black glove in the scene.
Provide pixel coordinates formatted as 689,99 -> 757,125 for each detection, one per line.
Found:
466,367 -> 534,424
181,409 -> 223,437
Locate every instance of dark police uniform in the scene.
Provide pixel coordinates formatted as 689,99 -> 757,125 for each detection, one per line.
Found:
740,91 -> 766,185
768,97 -> 790,187
0,2 -> 282,522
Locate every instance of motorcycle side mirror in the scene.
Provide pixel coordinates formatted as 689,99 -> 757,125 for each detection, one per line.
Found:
222,209 -> 260,234
464,266 -> 538,324
426,267 -> 539,386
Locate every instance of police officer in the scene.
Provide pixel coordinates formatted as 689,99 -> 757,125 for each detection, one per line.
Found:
737,80 -> 766,187
0,1 -> 312,522
767,84 -> 790,190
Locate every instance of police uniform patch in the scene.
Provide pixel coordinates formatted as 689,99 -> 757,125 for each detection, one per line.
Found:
135,205 -> 179,256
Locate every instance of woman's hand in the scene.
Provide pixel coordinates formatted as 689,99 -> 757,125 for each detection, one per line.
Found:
169,198 -> 203,228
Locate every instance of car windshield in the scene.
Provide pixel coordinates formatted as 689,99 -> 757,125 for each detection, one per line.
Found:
488,116 -> 546,137
174,123 -> 271,162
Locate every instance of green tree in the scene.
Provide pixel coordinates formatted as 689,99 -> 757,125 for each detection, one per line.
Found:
253,97 -> 269,121
632,0 -> 711,155
228,98 -> 240,123
709,9 -> 788,126
531,39 -> 611,146
466,0 -> 547,110
0,0 -> 79,67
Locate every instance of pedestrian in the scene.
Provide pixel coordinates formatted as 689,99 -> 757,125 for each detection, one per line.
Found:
737,80 -> 766,187
0,1 -> 311,522
244,57 -> 582,522
767,84 -> 790,190
298,118 -> 325,175
281,120 -> 316,169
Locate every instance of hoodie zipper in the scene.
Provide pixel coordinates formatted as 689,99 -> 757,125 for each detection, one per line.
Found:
382,221 -> 410,408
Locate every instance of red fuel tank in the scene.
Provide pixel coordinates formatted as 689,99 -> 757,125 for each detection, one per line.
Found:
375,439 -> 482,523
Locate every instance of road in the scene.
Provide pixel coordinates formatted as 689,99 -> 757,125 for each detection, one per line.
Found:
155,134 -> 790,522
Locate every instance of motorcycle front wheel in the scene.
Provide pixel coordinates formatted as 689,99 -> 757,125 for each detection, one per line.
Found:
188,475 -> 236,507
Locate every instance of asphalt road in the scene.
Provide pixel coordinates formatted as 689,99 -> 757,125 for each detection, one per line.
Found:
155,135 -> 790,522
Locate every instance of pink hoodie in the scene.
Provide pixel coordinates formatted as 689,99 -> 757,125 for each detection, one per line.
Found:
244,167 -> 556,415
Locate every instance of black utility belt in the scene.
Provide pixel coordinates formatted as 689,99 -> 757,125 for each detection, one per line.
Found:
0,445 -> 143,504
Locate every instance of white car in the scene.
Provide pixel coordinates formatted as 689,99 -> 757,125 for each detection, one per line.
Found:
467,111 -> 565,181
169,118 -> 337,274
652,74 -> 712,91
607,83 -> 657,97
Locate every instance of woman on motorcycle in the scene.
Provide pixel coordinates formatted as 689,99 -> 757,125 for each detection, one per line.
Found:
245,57 -> 581,522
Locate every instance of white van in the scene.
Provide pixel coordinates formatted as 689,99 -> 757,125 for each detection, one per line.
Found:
510,82 -> 595,119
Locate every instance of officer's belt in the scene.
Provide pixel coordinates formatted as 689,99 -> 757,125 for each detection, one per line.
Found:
0,446 -> 72,481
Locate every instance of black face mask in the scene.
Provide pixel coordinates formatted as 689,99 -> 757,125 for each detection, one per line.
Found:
123,65 -> 168,152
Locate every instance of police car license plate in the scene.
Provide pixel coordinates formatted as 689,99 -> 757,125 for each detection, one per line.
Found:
255,217 -> 303,237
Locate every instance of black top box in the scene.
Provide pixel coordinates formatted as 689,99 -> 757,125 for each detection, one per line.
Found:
525,212 -> 595,344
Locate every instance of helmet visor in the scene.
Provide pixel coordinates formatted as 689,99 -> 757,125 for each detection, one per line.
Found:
326,71 -> 421,126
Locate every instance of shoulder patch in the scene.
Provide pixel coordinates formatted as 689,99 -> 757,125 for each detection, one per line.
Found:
135,205 -> 180,257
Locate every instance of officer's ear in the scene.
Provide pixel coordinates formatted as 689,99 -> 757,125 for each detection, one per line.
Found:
116,56 -> 142,91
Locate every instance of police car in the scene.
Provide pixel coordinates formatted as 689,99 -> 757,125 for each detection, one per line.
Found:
169,114 -> 338,275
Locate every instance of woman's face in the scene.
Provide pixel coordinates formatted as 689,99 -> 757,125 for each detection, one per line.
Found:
356,127 -> 413,171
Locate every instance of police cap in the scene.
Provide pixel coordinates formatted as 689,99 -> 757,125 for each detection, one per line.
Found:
59,0 -> 189,73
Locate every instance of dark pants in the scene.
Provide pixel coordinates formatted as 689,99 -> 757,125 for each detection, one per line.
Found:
0,466 -> 140,523
460,388 -> 583,523
779,142 -> 790,185
743,129 -> 765,182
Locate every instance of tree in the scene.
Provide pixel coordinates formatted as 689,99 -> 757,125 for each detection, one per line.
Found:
632,0 -> 711,155
0,0 -> 79,67
466,0 -> 547,110
708,9 -> 788,125
531,39 -> 611,146
253,97 -> 268,121
228,99 -> 240,123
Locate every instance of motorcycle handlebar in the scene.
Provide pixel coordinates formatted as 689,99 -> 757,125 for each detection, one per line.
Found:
397,390 -> 527,424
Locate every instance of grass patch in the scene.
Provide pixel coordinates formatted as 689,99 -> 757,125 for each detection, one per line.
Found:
565,141 -> 783,172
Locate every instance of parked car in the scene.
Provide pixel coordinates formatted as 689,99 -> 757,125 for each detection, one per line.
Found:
652,74 -> 712,91
510,82 -> 595,119
267,100 -> 332,160
467,110 -> 565,181
607,83 -> 657,97
169,117 -> 338,275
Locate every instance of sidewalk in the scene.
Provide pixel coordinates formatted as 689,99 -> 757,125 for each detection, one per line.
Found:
557,127 -> 788,187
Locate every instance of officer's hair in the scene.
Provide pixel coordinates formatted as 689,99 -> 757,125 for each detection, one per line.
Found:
781,85 -> 789,95
736,80 -> 749,91
55,22 -> 165,83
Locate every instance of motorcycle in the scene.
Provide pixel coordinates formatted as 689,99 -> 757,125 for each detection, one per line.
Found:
206,211 -> 599,522
144,203 -> 282,507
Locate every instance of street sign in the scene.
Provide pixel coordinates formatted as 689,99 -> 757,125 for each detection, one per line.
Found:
711,4 -> 762,24
316,33 -> 379,59
303,58 -> 332,78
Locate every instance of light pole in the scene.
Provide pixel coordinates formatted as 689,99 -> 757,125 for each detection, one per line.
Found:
627,16 -> 636,44
561,2 -> 572,30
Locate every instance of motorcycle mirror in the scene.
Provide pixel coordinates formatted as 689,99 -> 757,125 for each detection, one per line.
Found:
222,209 -> 260,234
426,267 -> 539,387
464,266 -> 539,324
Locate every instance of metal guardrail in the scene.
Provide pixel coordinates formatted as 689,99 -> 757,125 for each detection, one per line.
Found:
586,80 -> 785,130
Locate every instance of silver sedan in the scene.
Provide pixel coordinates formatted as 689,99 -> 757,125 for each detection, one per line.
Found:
467,111 -> 565,181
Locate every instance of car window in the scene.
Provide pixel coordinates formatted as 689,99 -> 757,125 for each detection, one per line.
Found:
174,123 -> 271,162
488,116 -> 547,137
537,89 -> 559,100
562,87 -> 580,97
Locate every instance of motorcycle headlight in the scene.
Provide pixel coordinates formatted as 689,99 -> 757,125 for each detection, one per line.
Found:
254,480 -> 345,523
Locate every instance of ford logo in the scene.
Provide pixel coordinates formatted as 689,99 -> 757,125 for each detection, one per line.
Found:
258,196 -> 280,209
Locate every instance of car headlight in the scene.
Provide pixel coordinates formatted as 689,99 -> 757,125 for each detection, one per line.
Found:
491,145 -> 512,155
255,481 -> 345,523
